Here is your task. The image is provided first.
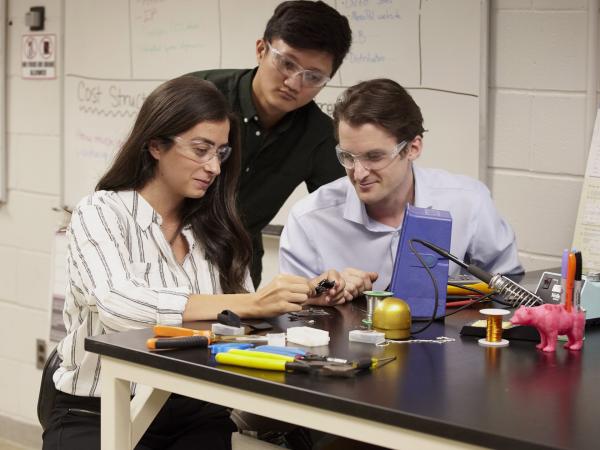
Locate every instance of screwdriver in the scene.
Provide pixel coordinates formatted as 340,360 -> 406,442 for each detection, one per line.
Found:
147,325 -> 267,350
147,335 -> 209,350
153,325 -> 268,342
351,356 -> 396,369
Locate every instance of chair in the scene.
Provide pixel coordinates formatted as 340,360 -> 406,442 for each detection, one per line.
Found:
37,348 -> 61,431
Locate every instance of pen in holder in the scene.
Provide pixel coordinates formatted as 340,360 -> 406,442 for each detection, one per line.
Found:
362,290 -> 393,329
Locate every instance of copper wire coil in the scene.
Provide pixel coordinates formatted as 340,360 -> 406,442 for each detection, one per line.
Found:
486,315 -> 503,342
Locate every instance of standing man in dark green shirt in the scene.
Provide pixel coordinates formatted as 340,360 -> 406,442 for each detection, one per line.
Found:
189,1 -> 352,288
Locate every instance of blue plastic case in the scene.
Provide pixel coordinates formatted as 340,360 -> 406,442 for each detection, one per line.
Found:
389,205 -> 452,320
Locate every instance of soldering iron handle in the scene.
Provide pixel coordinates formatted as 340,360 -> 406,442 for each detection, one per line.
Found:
411,238 -> 494,285
465,264 -> 493,285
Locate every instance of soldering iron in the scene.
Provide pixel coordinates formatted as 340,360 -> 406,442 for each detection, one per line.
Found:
412,239 -> 543,308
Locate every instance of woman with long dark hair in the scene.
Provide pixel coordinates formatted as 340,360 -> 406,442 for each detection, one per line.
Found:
42,76 -> 345,450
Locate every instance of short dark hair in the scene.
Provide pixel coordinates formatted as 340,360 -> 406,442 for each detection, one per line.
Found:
96,76 -> 251,294
333,79 -> 425,144
263,1 -> 352,75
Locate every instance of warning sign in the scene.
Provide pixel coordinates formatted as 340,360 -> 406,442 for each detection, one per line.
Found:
22,34 -> 56,79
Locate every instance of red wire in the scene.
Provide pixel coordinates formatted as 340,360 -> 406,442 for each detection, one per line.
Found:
446,299 -> 480,308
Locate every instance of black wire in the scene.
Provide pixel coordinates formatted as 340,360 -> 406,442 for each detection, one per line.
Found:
408,239 -> 439,335
411,238 -> 468,269
441,292 -> 496,317
406,240 -> 513,336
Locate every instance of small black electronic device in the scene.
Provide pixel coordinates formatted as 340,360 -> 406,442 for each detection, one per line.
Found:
533,272 -> 562,305
315,279 -> 335,295
218,309 -> 272,331
244,321 -> 273,331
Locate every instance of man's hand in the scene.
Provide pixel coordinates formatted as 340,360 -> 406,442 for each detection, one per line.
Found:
306,270 -> 347,306
340,268 -> 378,301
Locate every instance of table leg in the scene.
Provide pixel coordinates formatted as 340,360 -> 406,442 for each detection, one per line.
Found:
101,357 -> 133,450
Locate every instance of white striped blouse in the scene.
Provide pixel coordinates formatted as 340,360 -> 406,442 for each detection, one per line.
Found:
54,190 -> 226,397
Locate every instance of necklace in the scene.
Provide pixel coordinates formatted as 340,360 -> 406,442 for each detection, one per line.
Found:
161,223 -> 180,246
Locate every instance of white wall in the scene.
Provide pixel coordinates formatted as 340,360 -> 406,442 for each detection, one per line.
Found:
0,0 -> 63,436
488,0 -> 597,272
264,0 -> 600,285
0,0 -> 598,442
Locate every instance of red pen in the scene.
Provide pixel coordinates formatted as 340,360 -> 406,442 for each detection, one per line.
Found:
565,252 -> 576,312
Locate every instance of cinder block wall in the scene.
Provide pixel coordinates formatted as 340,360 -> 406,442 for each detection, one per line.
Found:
488,0 -> 595,272
0,1 -> 597,444
0,0 -> 63,439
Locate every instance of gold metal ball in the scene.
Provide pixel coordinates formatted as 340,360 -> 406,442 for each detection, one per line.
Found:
373,297 -> 411,340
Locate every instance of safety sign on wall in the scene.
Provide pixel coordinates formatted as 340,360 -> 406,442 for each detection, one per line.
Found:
22,34 -> 56,79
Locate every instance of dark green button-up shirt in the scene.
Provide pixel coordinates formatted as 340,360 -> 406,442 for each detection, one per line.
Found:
189,68 -> 345,286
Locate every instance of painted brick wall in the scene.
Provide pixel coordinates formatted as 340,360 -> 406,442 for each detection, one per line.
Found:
489,0 -> 597,273
0,0 -> 63,425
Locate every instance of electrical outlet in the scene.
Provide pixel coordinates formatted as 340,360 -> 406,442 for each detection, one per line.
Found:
36,339 -> 47,370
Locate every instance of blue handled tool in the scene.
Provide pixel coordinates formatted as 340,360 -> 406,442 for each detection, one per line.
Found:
209,343 -> 254,355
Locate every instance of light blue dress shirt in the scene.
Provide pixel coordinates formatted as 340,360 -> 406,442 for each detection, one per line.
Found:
279,166 -> 523,291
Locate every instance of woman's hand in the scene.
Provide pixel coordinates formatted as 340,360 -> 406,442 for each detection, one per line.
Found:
251,274 -> 311,317
340,268 -> 378,301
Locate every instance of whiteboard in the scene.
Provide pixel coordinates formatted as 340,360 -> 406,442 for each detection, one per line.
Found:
572,108 -> 600,272
63,0 -> 487,222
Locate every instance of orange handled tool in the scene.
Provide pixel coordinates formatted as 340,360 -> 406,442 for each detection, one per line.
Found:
148,326 -> 213,350
150,325 -> 269,350
147,335 -> 209,350
153,325 -> 212,338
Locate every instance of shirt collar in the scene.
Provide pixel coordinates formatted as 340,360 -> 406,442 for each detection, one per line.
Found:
342,178 -> 365,224
239,67 -> 298,134
342,179 -> 395,232
413,165 -> 433,208
239,69 -> 258,122
117,190 -> 161,230
342,166 -> 431,231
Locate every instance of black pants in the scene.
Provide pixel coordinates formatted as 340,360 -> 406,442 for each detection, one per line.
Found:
42,391 -> 236,450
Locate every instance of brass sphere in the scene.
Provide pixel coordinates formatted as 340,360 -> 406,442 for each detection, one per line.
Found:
373,297 -> 411,340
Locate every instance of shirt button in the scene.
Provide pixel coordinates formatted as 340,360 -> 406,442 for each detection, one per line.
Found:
245,167 -> 250,172
243,118 -> 248,123
255,131 -> 261,136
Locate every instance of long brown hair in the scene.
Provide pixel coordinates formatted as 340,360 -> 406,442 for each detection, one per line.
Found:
96,76 -> 251,293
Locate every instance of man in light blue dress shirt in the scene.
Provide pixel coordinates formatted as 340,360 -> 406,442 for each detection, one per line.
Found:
280,79 -> 523,301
